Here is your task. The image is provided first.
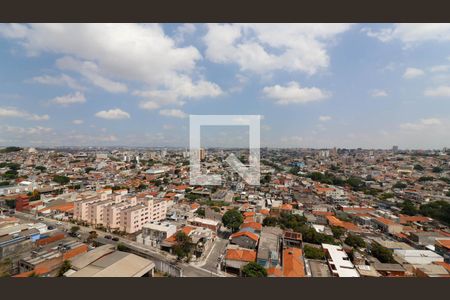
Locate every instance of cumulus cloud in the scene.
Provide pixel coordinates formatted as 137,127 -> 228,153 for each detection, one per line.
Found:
430,65 -> 450,73
403,67 -> 425,79
400,118 -> 442,130
203,23 -> 351,75
370,89 -> 388,97
95,108 -> 130,120
49,91 -> 86,105
319,115 -> 332,122
159,109 -> 187,118
364,24 -> 450,45
30,73 -> 85,90
0,23 -> 222,106
0,106 -> 49,121
262,81 -> 330,105
424,85 -> 450,97
72,119 -> 84,125
56,56 -> 128,93
0,125 -> 53,135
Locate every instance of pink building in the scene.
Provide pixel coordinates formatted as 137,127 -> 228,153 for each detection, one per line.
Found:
73,191 -> 166,234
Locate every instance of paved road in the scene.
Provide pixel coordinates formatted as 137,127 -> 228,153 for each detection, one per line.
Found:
13,211 -> 225,277
200,238 -> 228,273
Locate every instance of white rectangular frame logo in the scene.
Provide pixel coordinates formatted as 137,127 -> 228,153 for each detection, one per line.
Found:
189,115 -> 260,186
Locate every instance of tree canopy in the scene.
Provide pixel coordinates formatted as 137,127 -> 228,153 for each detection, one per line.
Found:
222,209 -> 244,232
241,262 -> 267,277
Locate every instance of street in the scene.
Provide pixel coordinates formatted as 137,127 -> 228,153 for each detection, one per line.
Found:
12,210 -> 226,277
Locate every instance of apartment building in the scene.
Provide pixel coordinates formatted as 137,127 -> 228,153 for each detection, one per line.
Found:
120,197 -> 167,234
73,190 -> 166,233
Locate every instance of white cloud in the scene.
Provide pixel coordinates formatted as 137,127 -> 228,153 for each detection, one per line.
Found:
424,85 -> 450,97
370,89 -> 388,97
430,65 -> 450,73
72,119 -> 84,125
134,76 -> 223,108
0,125 -> 52,135
56,56 -> 128,93
203,23 -> 351,75
0,24 -> 221,106
174,23 -> 196,43
400,118 -> 442,130
0,106 -> 49,121
319,115 -> 332,122
139,101 -> 160,110
95,108 -> 130,120
262,81 -> 330,105
49,91 -> 86,105
364,24 -> 450,45
159,109 -> 187,119
403,67 -> 425,79
30,73 -> 85,90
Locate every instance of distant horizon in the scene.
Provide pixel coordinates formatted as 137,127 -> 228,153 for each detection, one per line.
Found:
1,144 -> 449,152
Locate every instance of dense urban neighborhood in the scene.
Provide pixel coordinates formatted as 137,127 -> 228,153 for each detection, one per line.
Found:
1,146 -> 450,277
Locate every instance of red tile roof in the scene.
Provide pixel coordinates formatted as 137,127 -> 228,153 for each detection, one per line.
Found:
230,231 -> 259,242
225,248 -> 256,262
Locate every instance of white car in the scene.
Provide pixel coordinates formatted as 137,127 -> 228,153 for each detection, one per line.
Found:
56,221 -> 62,225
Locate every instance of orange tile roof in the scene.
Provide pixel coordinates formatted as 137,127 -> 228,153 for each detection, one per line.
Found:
436,239 -> 450,250
225,248 -> 256,262
375,217 -> 396,226
230,231 -> 259,242
398,215 -> 432,224
190,203 -> 200,210
326,215 -> 361,232
13,265 -> 51,277
281,204 -> 293,211
165,226 -> 194,243
282,248 -> 305,277
259,209 -> 270,215
243,211 -> 256,217
175,185 -> 189,190
267,266 -> 283,277
41,203 -> 74,212
312,211 -> 334,216
240,222 -> 262,231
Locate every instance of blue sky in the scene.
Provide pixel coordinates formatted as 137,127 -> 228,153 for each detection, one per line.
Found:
1,23 -> 450,149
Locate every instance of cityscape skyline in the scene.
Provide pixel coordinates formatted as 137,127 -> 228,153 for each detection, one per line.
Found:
1,24 -> 450,149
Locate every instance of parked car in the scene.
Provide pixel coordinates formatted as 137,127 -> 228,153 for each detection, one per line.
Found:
112,237 -> 119,241
104,235 -> 112,239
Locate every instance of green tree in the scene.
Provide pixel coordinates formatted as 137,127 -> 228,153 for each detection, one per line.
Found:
222,209 -> 244,233
304,245 -> 326,260
400,200 -> 418,216
393,181 -> 407,189
370,243 -> 395,263
419,200 -> 450,225
344,234 -> 366,248
196,207 -> 205,217
117,243 -> 129,252
331,226 -> 345,239
35,166 -> 47,172
414,164 -> 424,171
262,216 -> 278,227
58,260 -> 72,277
52,175 -> 70,185
432,166 -> 443,173
70,226 -> 80,234
241,262 -> 267,277
173,231 -> 193,261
